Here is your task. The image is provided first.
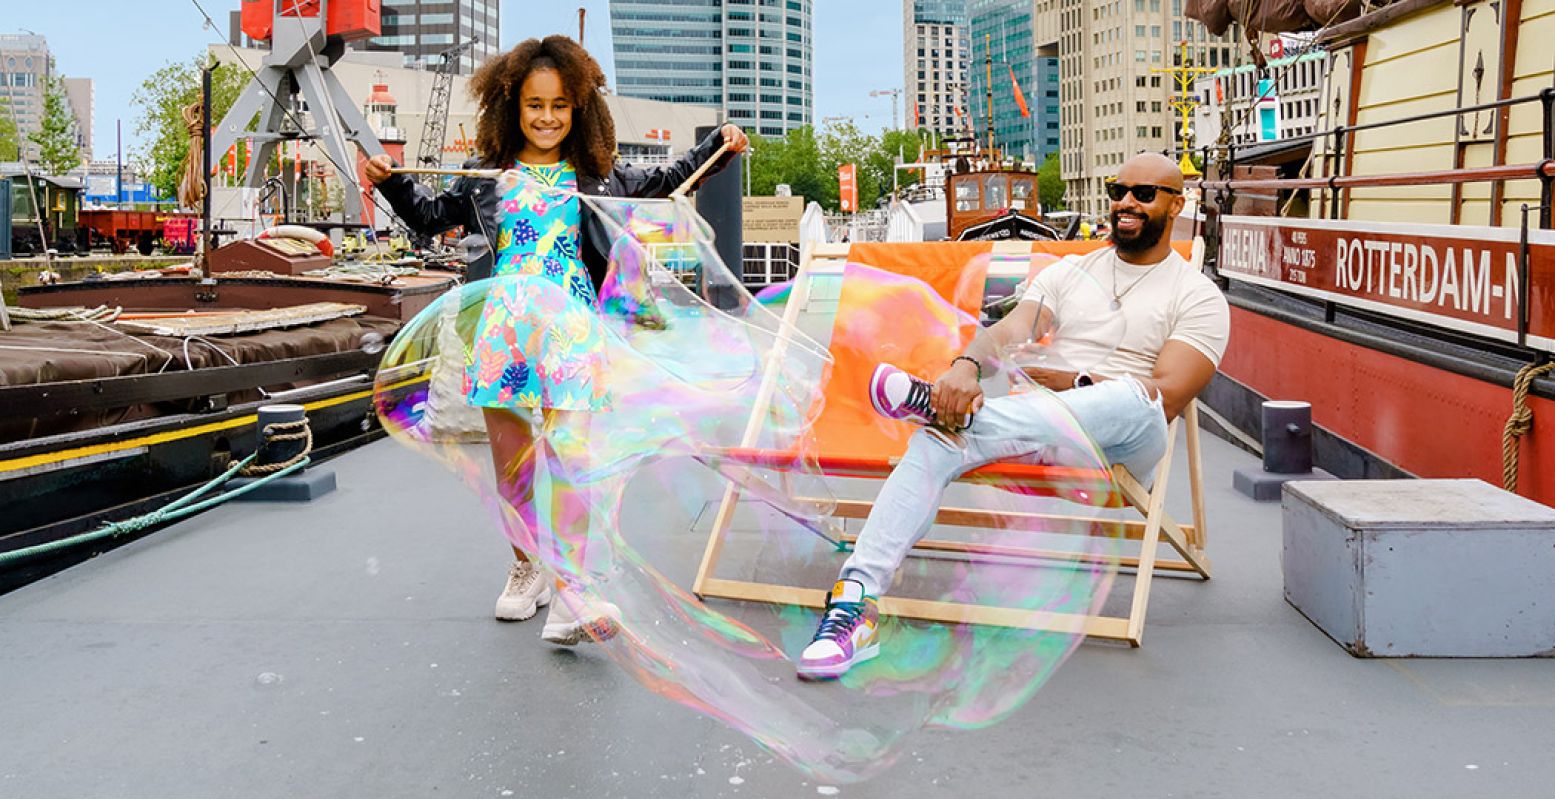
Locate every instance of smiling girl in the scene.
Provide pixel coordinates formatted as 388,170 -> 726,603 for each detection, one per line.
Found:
368,35 -> 748,643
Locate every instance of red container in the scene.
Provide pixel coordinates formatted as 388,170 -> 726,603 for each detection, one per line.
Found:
241,0 -> 380,43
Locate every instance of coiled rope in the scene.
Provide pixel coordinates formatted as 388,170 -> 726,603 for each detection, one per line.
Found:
1501,360 -> 1555,493
239,418 -> 312,476
177,101 -> 206,210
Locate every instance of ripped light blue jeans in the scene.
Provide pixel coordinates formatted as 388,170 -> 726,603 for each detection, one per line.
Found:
839,377 -> 1169,597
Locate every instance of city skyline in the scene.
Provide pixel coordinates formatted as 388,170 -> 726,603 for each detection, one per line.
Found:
11,0 -> 907,164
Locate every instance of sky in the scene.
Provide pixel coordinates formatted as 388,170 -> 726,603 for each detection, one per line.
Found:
12,0 -> 906,162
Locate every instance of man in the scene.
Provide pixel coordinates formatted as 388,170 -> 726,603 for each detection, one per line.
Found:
797,152 -> 1230,680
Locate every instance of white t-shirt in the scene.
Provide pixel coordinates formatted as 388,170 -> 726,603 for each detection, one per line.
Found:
1018,247 -> 1229,380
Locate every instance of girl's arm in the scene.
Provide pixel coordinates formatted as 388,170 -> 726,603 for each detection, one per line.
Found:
617,125 -> 749,199
368,155 -> 484,235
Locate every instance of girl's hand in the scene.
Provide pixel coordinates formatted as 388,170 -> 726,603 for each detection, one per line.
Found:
720,124 -> 750,154
496,168 -> 523,195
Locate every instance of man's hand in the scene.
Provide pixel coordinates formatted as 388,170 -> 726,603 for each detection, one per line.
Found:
931,359 -> 983,427
1020,366 -> 1078,392
720,124 -> 751,154
364,154 -> 395,185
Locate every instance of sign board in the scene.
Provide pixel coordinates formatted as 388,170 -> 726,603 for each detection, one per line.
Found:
839,163 -> 858,213
1217,215 -> 1555,351
1256,78 -> 1281,142
742,196 -> 804,243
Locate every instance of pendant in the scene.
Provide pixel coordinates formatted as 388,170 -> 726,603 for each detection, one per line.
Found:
1110,299 -> 1122,311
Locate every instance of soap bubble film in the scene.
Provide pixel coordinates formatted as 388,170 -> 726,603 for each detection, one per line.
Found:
373,179 -> 1127,782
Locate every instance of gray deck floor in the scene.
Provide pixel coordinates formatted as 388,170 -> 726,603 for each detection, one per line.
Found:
3,427 -> 1553,798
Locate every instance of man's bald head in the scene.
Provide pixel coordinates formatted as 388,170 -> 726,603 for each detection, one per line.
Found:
1116,152 -> 1185,192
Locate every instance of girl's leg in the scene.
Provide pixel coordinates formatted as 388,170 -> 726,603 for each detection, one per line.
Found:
484,408 -> 553,621
536,408 -> 619,645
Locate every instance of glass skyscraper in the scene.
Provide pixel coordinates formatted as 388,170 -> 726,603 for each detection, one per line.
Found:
610,0 -> 814,137
968,0 -> 1059,163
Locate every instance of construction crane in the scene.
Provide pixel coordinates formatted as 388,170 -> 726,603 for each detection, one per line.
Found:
415,38 -> 479,190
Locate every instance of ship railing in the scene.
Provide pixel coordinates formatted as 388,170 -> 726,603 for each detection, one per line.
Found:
1181,87 -> 1555,351
1188,87 -> 1555,229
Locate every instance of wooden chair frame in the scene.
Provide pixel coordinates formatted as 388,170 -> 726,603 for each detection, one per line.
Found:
691,242 -> 1211,647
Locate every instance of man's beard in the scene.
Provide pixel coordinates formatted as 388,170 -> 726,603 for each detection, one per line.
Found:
1109,210 -> 1168,255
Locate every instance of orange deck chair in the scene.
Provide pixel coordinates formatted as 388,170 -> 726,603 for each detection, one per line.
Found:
692,239 -> 1211,646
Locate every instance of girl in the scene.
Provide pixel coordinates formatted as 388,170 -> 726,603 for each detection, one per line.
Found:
368,35 -> 748,643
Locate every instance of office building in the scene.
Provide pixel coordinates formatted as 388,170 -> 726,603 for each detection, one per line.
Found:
364,0 -> 500,73
0,34 -> 91,166
63,77 -> 93,160
1036,0 -> 1240,216
610,0 -> 814,137
1193,46 -> 1327,150
903,0 -> 971,135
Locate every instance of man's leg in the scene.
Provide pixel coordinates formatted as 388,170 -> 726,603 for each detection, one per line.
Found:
798,381 -> 1168,680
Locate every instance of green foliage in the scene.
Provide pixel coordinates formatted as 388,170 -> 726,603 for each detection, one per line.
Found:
746,124 -> 935,212
1037,151 -> 1065,212
30,77 -> 81,174
0,98 -> 18,161
131,56 -> 252,201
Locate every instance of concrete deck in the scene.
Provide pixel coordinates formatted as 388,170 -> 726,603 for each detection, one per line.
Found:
2,427 -> 1552,797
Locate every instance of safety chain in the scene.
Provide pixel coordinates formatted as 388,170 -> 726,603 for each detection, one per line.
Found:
240,418 -> 314,476
1501,361 -> 1555,493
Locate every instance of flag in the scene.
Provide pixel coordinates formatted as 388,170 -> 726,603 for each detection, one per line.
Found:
910,100 -> 921,129
1009,66 -> 1030,118
838,164 -> 857,213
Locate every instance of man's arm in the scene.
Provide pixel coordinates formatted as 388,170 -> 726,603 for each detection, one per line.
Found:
1142,340 -> 1218,421
928,298 -> 1050,421
1019,340 -> 1216,420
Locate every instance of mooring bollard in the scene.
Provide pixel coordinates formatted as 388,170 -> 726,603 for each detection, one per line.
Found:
1233,399 -> 1334,502
252,404 -> 311,473
1262,400 -> 1313,475
230,404 -> 336,502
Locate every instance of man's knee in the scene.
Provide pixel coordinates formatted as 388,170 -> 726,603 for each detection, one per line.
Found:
899,427 -> 965,475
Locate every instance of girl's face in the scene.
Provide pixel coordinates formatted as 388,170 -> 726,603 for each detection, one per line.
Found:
518,68 -> 572,163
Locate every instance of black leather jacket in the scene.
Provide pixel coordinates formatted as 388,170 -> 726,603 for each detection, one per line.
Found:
374,129 -> 736,285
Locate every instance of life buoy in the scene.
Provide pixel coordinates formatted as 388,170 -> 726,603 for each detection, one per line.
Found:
257,225 -> 334,258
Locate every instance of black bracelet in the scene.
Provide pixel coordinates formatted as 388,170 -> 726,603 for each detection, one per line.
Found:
951,355 -> 982,380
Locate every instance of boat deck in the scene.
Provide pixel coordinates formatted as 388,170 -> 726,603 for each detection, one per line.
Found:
2,427 -> 1551,796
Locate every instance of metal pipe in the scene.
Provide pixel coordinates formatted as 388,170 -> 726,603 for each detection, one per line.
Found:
1197,159 -> 1555,192
1519,203 -> 1531,348
201,62 -> 213,271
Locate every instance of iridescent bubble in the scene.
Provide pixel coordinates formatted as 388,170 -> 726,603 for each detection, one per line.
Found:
372,177 -> 1124,783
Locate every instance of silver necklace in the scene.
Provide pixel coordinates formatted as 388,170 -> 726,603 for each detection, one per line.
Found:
1110,251 -> 1163,310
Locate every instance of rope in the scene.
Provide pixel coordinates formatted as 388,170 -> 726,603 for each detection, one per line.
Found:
178,102 -> 207,211
239,419 -> 313,476
1501,361 -> 1555,492
0,416 -> 316,567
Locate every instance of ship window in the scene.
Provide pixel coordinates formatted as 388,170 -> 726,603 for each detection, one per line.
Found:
955,179 -> 981,212
984,175 -> 1008,209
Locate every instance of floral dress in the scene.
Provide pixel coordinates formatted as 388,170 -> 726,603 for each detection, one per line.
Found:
465,161 -> 609,412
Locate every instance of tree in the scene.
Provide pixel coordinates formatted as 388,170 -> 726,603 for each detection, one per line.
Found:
747,125 -> 833,208
1037,152 -> 1066,212
132,55 -> 252,201
0,99 -> 18,161
30,77 -> 81,174
819,121 -> 880,211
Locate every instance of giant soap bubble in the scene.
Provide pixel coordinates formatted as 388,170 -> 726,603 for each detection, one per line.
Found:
373,177 -> 1129,782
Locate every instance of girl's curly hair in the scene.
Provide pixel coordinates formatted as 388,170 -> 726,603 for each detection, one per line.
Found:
469,36 -> 616,179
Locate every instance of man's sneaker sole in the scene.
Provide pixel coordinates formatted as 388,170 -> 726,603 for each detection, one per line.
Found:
796,642 -> 880,681
541,616 -> 619,646
494,583 -> 552,622
867,364 -> 897,419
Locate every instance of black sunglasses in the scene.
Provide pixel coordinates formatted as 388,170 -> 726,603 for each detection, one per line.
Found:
1105,182 -> 1182,203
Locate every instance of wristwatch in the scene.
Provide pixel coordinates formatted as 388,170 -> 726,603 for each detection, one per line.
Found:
1072,371 -> 1094,389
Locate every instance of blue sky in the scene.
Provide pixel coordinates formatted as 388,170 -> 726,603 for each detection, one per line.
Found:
12,0 -> 904,161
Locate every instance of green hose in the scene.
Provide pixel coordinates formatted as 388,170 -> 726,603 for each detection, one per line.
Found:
0,453 -> 311,568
